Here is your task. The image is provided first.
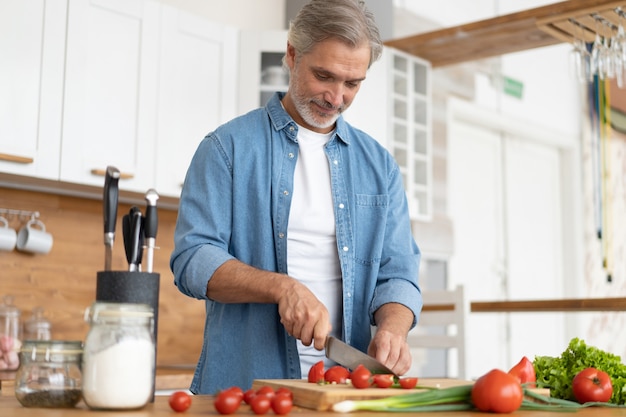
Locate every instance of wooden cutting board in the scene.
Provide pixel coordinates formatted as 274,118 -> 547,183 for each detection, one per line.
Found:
251,378 -> 474,411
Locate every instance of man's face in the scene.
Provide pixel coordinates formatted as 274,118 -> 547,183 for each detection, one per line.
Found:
283,38 -> 370,134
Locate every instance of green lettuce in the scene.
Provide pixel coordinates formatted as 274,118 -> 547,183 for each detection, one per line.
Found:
534,338 -> 626,404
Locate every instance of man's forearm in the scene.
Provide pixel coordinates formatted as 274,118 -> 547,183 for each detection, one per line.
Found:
374,302 -> 414,337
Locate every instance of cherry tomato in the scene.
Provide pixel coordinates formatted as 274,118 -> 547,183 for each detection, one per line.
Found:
271,393 -> 294,415
250,394 -> 272,415
308,360 -> 325,383
214,389 -> 241,415
399,377 -> 418,389
350,364 -> 372,389
508,356 -> 536,387
572,368 -> 613,404
373,374 -> 394,388
256,385 -> 276,400
225,386 -> 244,403
275,387 -> 293,400
471,369 -> 523,413
168,391 -> 192,412
244,388 -> 256,404
324,365 -> 350,384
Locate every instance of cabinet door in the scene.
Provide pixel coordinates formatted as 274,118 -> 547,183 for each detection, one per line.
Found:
60,0 -> 160,192
0,0 -> 66,179
155,6 -> 238,197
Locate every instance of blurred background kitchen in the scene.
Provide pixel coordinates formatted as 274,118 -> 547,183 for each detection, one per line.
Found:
0,0 -> 624,382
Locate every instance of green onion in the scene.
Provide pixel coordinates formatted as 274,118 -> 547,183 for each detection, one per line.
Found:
332,384 -> 473,412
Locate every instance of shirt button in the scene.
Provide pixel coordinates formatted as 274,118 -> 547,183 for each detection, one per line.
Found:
283,190 -> 289,195
288,152 -> 295,159
338,203 -> 344,209
333,160 -> 338,165
289,126 -> 295,132
343,246 -> 349,252
279,233 -> 285,239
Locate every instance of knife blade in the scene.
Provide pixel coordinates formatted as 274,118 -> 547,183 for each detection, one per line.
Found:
143,188 -> 159,273
103,166 -> 120,271
325,336 -> 396,375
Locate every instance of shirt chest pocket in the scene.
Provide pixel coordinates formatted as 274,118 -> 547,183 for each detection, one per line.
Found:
354,194 -> 388,264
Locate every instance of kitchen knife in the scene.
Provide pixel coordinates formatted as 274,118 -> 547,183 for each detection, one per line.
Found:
103,166 -> 121,271
128,206 -> 143,272
143,188 -> 159,273
325,336 -> 396,375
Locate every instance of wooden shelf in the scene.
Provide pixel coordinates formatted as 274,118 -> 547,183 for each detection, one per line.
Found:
384,0 -> 626,67
471,297 -> 626,313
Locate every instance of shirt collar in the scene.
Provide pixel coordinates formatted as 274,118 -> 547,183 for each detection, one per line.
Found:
266,92 -> 351,146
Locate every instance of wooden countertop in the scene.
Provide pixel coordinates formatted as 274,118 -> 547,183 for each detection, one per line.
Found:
471,297 -> 626,313
2,392 -> 626,416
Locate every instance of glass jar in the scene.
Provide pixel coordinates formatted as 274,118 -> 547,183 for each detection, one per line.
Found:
24,307 -> 52,341
0,295 -> 22,371
14,340 -> 83,408
82,302 -> 154,410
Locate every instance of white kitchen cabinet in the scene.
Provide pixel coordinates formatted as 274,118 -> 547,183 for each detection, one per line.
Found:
345,47 -> 432,221
238,30 -> 289,114
60,0 -> 160,193
0,0 -> 66,179
154,6 -> 238,198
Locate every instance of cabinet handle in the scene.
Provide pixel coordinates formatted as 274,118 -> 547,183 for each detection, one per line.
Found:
90,168 -> 134,180
0,153 -> 34,164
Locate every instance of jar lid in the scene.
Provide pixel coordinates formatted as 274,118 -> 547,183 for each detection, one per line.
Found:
20,340 -> 83,356
84,302 -> 153,322
0,295 -> 20,317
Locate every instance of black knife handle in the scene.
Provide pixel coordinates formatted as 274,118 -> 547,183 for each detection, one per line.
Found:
103,166 -> 121,236
144,189 -> 159,240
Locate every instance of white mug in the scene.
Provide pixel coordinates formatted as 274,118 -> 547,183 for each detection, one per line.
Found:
0,217 -> 17,251
16,219 -> 53,254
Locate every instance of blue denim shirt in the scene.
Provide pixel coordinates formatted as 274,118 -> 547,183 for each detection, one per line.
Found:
170,93 -> 422,393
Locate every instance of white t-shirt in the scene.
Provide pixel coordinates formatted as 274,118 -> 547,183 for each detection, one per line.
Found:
287,125 -> 343,377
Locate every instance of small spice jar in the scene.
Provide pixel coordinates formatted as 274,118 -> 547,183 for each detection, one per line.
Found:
82,302 -> 155,410
14,340 -> 83,408
0,295 -> 22,371
24,307 -> 52,341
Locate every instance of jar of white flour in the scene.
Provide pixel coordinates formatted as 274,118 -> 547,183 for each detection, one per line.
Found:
81,302 -> 154,410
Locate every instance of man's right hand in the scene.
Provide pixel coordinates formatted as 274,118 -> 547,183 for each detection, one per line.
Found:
276,278 -> 331,350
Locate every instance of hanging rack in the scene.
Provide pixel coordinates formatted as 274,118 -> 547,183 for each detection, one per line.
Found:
0,208 -> 40,222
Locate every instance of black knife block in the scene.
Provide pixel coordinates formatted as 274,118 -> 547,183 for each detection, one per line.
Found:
96,271 -> 160,401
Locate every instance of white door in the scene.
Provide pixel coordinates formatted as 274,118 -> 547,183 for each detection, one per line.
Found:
448,104 -> 568,379
61,0 -> 160,192
155,6 -> 238,198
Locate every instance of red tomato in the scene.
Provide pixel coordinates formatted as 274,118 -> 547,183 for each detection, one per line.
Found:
308,360 -> 325,383
243,388 -> 256,404
225,386 -> 244,403
373,374 -> 394,388
471,369 -> 523,413
214,389 -> 241,414
256,385 -> 276,399
350,364 -> 372,389
250,394 -> 272,415
572,368 -> 613,404
325,365 -> 350,384
168,391 -> 192,412
275,387 -> 293,400
271,393 -> 294,415
399,377 -> 418,389
508,356 -> 536,387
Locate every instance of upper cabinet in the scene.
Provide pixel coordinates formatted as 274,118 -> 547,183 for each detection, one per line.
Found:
154,6 -> 238,197
0,0 -> 66,179
344,47 -> 432,221
60,0 -> 160,193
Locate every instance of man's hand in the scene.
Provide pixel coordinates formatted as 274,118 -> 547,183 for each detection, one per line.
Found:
368,303 -> 415,375
277,279 -> 331,350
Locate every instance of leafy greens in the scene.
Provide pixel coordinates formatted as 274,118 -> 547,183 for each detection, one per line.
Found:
534,338 -> 626,404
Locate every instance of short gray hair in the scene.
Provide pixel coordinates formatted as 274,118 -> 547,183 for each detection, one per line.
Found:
286,0 -> 383,68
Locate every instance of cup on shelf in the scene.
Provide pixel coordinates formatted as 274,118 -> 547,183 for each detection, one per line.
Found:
16,218 -> 53,254
0,216 -> 17,251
